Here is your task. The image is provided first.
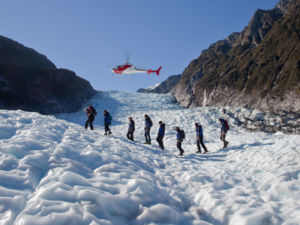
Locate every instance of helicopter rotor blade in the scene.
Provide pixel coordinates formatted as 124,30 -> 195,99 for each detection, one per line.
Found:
125,50 -> 131,64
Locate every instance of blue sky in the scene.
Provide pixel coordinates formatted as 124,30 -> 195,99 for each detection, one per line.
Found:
0,0 -> 278,91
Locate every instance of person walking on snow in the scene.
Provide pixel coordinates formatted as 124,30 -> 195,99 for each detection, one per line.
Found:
144,114 -> 153,144
127,117 -> 135,141
219,118 -> 229,148
176,127 -> 185,156
156,121 -> 165,150
103,109 -> 112,135
84,105 -> 97,130
195,123 -> 208,153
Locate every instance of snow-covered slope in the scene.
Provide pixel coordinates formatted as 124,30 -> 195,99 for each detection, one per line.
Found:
0,91 -> 299,225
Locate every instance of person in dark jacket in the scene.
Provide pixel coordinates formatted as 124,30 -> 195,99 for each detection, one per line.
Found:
176,127 -> 184,156
144,114 -> 152,144
103,109 -> 112,135
84,105 -> 97,130
156,121 -> 165,150
195,123 -> 208,153
127,117 -> 135,141
219,118 -> 229,148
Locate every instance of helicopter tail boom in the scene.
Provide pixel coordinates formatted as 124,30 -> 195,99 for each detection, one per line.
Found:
147,66 -> 162,76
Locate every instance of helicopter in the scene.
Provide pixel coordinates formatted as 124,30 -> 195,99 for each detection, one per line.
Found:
112,62 -> 162,76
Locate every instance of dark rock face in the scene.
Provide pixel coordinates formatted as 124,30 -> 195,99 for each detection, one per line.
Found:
137,74 -> 181,94
173,0 -> 300,114
0,36 -> 56,70
0,35 -> 96,114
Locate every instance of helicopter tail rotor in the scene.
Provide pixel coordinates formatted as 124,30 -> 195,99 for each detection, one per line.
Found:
156,66 -> 162,76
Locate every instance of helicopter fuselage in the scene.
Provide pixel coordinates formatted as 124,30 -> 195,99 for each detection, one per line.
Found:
112,64 -> 161,75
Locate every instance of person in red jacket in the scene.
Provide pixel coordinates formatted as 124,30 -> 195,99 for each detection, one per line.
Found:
219,118 -> 229,148
84,105 -> 97,130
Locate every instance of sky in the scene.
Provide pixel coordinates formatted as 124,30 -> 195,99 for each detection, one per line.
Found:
0,0 -> 278,92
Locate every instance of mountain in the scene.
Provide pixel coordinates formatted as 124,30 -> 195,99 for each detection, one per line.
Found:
0,35 -> 96,114
173,0 -> 300,114
137,74 -> 181,93
1,91 -> 300,225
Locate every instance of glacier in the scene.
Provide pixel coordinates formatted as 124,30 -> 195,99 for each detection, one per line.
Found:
0,91 -> 299,225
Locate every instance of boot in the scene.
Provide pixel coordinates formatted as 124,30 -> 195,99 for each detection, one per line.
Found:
196,150 -> 201,153
225,141 -> 229,148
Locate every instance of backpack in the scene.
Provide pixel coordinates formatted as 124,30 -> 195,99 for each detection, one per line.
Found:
224,120 -> 230,131
86,107 -> 97,116
180,129 -> 185,139
149,119 -> 153,127
109,115 -> 112,121
198,125 -> 203,136
91,107 -> 97,116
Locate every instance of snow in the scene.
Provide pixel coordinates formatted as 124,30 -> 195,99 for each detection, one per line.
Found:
1,91 -> 300,225
146,83 -> 161,90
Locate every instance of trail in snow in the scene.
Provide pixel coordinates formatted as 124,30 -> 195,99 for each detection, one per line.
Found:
0,91 -> 299,225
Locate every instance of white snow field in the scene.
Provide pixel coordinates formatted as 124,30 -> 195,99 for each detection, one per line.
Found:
0,91 -> 300,225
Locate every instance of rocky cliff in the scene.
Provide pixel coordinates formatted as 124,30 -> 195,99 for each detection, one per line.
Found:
137,74 -> 181,94
173,0 -> 300,114
0,35 -> 96,114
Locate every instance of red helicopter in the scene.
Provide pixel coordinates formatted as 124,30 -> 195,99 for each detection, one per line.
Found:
112,62 -> 162,76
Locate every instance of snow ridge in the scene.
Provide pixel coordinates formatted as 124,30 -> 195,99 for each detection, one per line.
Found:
0,91 -> 300,225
